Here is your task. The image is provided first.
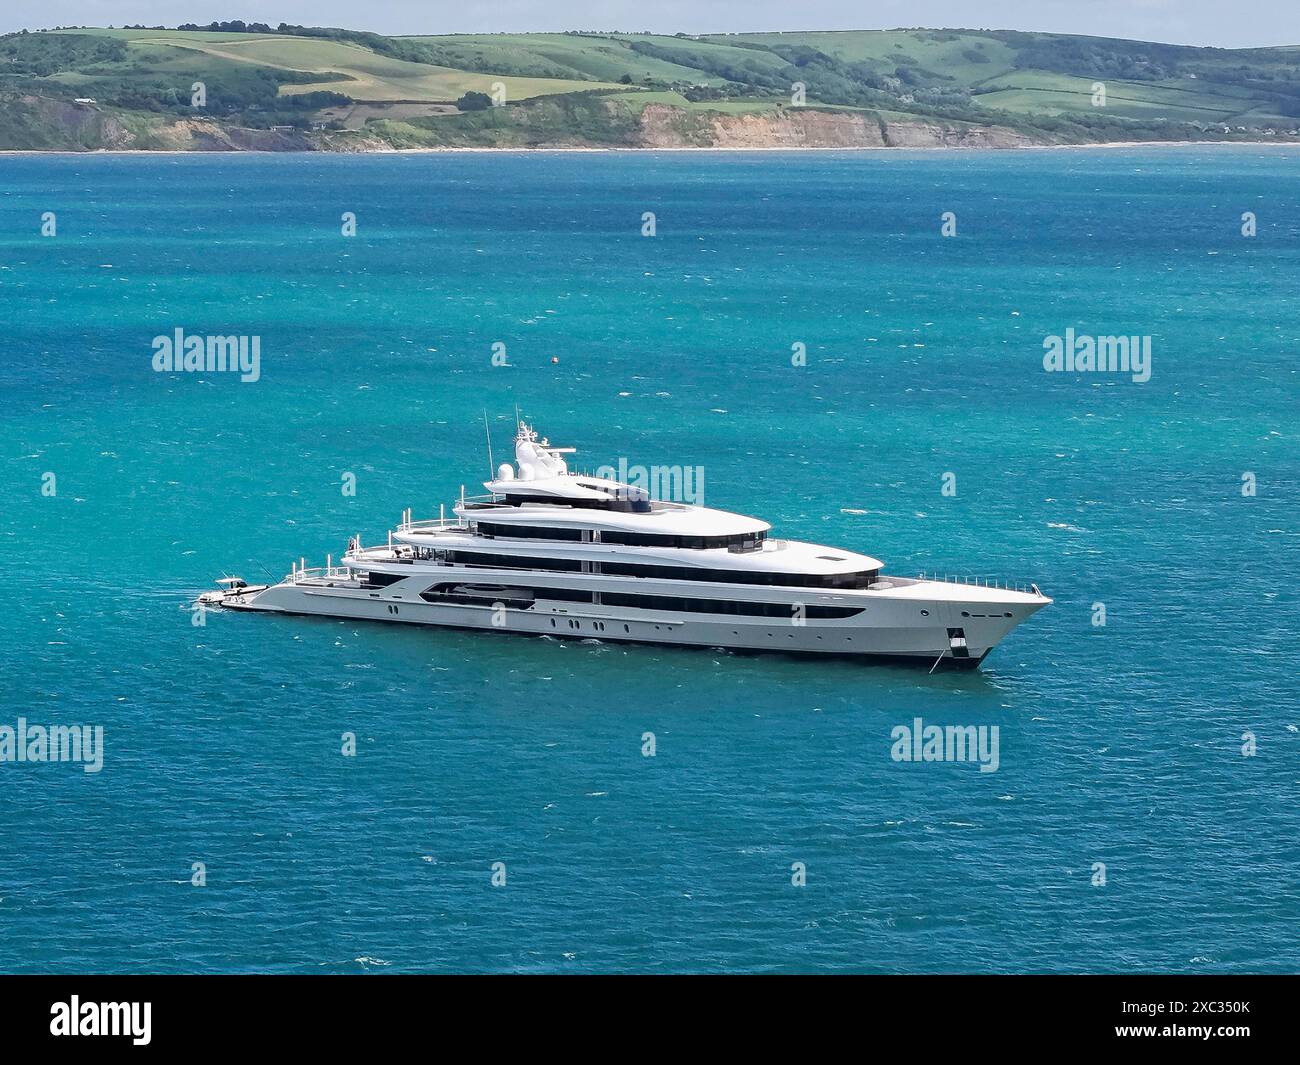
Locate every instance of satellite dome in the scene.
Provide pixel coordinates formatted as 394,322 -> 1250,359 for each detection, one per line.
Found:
496,463 -> 515,481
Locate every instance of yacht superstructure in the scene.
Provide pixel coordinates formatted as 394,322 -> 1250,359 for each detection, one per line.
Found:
202,422 -> 1050,670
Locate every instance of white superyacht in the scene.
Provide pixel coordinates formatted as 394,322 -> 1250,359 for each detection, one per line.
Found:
201,422 -> 1049,670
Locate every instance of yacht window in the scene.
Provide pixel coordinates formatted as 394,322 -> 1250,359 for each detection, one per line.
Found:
601,530 -> 767,550
601,560 -> 879,589
478,522 -> 584,542
602,592 -> 863,619
501,493 -> 651,514
446,550 -> 583,572
438,548 -> 877,589
535,588 -> 595,603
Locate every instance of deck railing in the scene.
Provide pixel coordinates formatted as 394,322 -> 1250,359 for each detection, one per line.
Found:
289,558 -> 351,584
917,573 -> 1042,596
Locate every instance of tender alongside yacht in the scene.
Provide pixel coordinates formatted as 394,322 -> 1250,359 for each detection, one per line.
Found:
201,422 -> 1049,670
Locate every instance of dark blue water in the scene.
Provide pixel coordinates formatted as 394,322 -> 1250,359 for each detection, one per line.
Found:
1,148 -> 1296,973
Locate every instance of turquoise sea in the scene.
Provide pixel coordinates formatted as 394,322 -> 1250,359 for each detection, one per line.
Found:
0,148 -> 1296,973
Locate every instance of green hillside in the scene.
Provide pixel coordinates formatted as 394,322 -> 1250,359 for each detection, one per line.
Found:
2,23 -> 1298,150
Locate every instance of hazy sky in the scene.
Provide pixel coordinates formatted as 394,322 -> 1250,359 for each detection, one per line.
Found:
3,0 -> 1298,48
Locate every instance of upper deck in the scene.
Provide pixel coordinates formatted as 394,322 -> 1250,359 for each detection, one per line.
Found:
454,497 -> 770,539
395,518 -> 882,574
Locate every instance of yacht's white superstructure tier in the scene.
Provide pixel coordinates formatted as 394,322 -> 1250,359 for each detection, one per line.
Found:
395,525 -> 882,576
453,500 -> 771,539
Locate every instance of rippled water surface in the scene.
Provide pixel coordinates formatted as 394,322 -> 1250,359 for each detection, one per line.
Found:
1,149 -> 1297,973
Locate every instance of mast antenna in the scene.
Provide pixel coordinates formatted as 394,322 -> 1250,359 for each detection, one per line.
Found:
483,410 -> 495,478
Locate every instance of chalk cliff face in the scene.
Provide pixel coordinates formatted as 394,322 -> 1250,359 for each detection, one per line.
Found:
636,103 -> 888,148
633,103 -> 1040,150
882,121 -> 1038,148
134,117 -> 312,151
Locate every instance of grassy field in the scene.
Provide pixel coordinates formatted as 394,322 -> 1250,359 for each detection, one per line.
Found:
4,25 -> 1299,149
970,70 -> 1285,124
45,29 -> 617,102
707,28 -> 1022,83
701,28 -> 1300,127
609,33 -> 795,78
401,33 -> 733,85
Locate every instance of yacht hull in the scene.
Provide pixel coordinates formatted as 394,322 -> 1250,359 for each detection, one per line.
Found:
222,579 -> 1043,670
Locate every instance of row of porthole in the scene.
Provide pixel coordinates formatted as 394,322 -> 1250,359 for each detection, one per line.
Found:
550,617 -> 630,634
961,611 -> 1014,618
734,631 -> 858,642
532,618 -> 874,644
408,603 -> 960,634
387,604 -> 400,615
